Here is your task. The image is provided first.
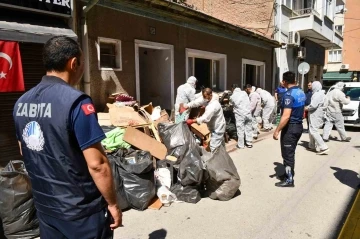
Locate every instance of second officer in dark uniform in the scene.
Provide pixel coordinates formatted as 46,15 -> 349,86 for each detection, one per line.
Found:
273,71 -> 306,187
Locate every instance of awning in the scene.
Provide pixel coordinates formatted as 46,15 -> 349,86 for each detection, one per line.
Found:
322,71 -> 353,81
0,21 -> 77,44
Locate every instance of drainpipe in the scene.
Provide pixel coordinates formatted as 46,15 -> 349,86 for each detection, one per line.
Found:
81,0 -> 100,96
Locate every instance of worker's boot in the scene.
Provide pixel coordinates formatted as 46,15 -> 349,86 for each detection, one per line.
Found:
275,166 -> 294,187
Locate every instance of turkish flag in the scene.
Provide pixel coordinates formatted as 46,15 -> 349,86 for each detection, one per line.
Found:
0,41 -> 24,92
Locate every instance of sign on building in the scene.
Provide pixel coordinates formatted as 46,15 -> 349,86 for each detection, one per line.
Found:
0,0 -> 72,16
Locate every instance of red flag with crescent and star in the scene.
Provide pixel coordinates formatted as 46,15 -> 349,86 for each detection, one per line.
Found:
0,41 -> 24,92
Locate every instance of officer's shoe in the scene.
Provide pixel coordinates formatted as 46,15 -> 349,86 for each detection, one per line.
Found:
275,178 -> 294,187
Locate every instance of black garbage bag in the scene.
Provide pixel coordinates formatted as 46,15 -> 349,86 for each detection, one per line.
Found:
226,122 -> 238,140
170,183 -> 201,204
0,160 -> 39,239
110,149 -> 155,211
107,153 -> 130,210
203,146 -> 241,201
158,122 -> 195,163
158,122 -> 204,186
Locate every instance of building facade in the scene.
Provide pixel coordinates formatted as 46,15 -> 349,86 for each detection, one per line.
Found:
274,0 -> 343,90
78,0 -> 279,112
323,0 -> 359,90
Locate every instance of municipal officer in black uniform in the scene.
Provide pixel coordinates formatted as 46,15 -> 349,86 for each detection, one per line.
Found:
13,37 -> 122,238
273,71 -> 306,187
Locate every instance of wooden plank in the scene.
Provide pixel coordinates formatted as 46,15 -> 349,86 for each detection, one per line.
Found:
147,197 -> 163,210
123,127 -> 167,160
151,123 -> 161,142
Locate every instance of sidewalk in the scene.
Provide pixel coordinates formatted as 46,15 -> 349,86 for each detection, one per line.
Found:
226,128 -> 274,153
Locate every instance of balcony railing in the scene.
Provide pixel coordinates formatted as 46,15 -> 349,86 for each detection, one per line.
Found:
292,7 -> 321,18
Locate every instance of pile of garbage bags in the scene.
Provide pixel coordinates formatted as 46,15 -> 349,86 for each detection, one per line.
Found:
0,160 -> 39,239
158,122 -> 241,203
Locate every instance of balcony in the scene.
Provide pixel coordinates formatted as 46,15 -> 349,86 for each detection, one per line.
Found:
292,7 -> 320,18
288,7 -> 343,49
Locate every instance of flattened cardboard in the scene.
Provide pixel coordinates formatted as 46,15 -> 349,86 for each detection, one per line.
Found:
109,106 -> 147,127
123,127 -> 167,160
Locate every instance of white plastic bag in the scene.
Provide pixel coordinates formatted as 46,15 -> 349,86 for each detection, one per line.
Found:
151,106 -> 162,121
155,167 -> 171,188
156,186 -> 177,206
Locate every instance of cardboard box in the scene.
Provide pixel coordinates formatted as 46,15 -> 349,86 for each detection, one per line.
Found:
123,127 -> 167,160
97,113 -> 112,126
190,123 -> 210,140
109,106 -> 147,127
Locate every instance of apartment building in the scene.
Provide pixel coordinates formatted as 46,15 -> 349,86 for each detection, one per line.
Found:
187,0 -> 344,91
323,0 -> 360,91
274,0 -> 343,90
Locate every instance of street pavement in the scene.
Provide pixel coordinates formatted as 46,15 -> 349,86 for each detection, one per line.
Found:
114,126 -> 360,239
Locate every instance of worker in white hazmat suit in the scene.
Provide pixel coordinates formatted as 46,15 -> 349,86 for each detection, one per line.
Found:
306,81 -> 329,155
256,88 -> 276,131
180,88 -> 225,153
230,84 -> 253,149
245,85 -> 262,139
323,82 -> 351,142
174,76 -> 200,123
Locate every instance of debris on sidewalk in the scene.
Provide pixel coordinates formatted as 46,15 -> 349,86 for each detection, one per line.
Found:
88,95 -> 242,210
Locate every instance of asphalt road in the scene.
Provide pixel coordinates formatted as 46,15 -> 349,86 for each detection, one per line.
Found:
115,126 -> 360,239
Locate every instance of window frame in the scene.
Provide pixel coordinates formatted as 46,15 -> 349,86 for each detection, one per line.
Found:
328,50 -> 342,63
96,37 -> 122,71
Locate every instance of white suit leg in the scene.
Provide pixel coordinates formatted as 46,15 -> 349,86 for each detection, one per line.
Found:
334,113 -> 347,140
210,131 -> 224,153
309,124 -> 328,150
262,105 -> 274,129
322,116 -> 333,140
235,113 -> 245,148
245,115 -> 253,145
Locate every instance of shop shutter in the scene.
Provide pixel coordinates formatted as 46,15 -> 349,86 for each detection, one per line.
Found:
0,42 -> 44,167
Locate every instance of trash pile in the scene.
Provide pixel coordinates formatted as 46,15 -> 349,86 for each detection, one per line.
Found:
98,93 -> 241,211
0,93 -> 242,238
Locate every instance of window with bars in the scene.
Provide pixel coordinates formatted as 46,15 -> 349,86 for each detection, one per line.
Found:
97,38 -> 122,70
328,50 -> 342,63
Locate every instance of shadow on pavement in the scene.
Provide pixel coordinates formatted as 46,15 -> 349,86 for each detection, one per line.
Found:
149,228 -> 167,239
269,162 -> 285,179
330,167 -> 360,238
330,167 -> 360,189
298,140 -> 309,149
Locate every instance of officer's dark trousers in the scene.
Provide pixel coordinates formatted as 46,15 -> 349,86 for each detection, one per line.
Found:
280,123 -> 303,176
37,207 -> 113,239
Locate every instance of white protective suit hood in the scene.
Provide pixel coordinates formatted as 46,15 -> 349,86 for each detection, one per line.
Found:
311,81 -> 322,93
187,76 -> 197,88
335,82 -> 345,90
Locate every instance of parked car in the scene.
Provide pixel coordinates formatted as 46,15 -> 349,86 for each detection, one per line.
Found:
327,82 -> 360,127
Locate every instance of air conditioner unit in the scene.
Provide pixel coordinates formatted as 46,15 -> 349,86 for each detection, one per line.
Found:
297,47 -> 306,59
288,31 -> 301,46
340,64 -> 349,70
